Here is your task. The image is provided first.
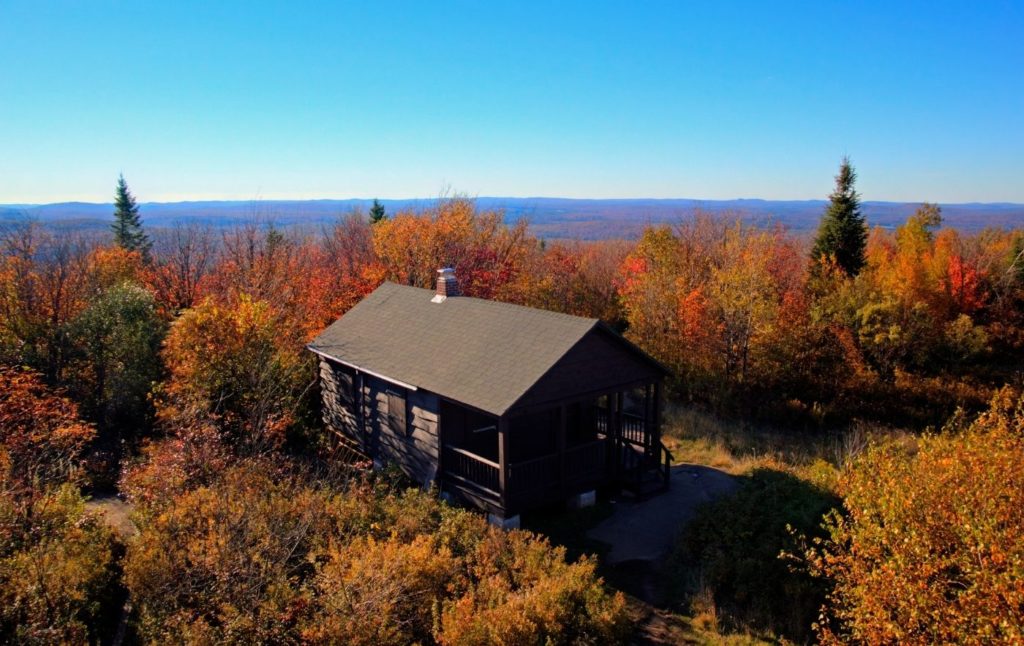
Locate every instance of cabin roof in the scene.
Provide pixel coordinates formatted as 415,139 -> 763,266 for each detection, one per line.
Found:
308,282 -> 665,416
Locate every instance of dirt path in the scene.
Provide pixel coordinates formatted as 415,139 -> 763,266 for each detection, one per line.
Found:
85,495 -> 137,646
86,494 -> 138,539
585,465 -> 739,643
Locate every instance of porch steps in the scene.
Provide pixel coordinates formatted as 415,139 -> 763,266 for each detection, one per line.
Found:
616,441 -> 672,500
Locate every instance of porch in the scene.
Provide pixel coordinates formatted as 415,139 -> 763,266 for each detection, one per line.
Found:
439,383 -> 672,518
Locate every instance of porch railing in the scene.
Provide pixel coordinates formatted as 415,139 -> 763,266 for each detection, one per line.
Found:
508,453 -> 559,497
446,439 -> 608,501
596,408 -> 647,446
443,446 -> 500,496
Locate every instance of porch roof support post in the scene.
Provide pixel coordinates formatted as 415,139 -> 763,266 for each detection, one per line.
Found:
558,403 -> 567,497
644,383 -> 653,459
653,380 -> 663,444
613,391 -> 624,477
498,415 -> 510,513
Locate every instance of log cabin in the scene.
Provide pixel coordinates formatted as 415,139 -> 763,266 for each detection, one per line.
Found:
308,268 -> 672,527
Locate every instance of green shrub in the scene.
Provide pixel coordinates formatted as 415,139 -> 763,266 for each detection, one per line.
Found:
669,467 -> 839,641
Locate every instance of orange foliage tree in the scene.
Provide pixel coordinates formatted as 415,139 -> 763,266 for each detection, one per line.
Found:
806,388 -> 1024,644
618,217 -> 808,408
511,239 -> 630,324
0,223 -> 93,379
145,223 -> 216,316
371,197 -> 531,299
0,367 -> 96,490
0,368 -> 116,645
158,295 -> 310,453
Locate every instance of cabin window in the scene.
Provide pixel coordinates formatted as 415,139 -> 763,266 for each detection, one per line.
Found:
386,388 -> 408,436
336,366 -> 355,405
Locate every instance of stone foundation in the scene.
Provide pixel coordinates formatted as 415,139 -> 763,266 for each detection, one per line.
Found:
567,489 -> 597,509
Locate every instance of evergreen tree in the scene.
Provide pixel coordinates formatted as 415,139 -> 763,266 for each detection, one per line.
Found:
111,174 -> 152,262
369,198 -> 386,223
810,157 -> 867,277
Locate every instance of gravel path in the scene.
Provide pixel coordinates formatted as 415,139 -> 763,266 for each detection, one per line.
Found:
587,464 -> 738,565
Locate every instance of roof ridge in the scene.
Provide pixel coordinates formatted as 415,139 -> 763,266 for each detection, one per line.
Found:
379,281 -> 600,325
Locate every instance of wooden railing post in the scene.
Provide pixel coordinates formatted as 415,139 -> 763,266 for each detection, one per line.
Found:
498,416 -> 509,512
610,393 -> 619,477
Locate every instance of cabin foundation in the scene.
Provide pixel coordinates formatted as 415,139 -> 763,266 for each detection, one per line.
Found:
567,489 -> 597,509
488,513 -> 521,530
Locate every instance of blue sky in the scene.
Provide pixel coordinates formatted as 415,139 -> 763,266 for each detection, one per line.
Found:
1,1 -> 1021,203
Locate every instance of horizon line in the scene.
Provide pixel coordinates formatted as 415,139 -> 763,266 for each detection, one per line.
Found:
5,196 -> 1024,208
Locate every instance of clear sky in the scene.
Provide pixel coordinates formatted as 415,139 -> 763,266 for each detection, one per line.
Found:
1,1 -> 1022,204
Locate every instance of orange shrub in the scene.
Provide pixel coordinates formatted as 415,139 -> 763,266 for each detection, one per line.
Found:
808,388 -> 1024,644
124,460 -> 629,645
0,367 -> 95,490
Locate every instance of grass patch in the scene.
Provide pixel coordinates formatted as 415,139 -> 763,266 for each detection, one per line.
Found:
662,403 -> 905,477
656,404 -> 877,643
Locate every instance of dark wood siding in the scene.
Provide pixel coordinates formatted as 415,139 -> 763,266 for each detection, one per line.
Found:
319,359 -> 365,451
510,327 -> 662,412
320,358 -> 440,484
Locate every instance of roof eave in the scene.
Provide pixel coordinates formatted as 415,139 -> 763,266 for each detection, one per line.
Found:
307,345 -> 420,392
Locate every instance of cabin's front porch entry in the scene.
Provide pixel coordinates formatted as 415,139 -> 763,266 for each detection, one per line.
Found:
438,382 -> 671,525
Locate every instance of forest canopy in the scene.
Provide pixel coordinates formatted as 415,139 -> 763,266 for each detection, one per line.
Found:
1,174 -> 1022,642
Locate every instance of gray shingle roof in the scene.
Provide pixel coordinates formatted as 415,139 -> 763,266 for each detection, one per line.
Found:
308,282 -> 601,416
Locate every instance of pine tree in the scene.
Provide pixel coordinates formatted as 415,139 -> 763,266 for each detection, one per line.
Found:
369,198 -> 386,224
111,174 -> 152,263
810,157 -> 867,277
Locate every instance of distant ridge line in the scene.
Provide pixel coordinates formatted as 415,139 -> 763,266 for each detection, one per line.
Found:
3,197 -> 1022,240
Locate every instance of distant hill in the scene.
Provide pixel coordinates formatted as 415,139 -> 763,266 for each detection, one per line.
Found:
3,197 -> 1022,240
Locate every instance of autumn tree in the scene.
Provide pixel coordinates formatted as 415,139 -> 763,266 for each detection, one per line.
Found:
512,240 -> 630,325
203,224 -> 313,317
619,217 -> 809,410
371,196 -> 531,299
68,281 -> 164,439
0,455 -> 118,645
0,223 -> 94,380
0,367 -> 96,489
158,295 -> 309,453
807,388 -> 1024,644
0,369 -> 116,644
810,157 -> 867,277
111,174 -> 152,263
306,213 -> 383,333
846,205 -> 991,376
147,223 -> 215,314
